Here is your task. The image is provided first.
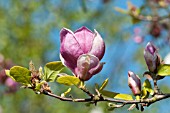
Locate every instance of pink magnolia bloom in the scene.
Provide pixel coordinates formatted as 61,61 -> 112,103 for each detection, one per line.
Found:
144,42 -> 160,73
128,71 -> 141,96
60,26 -> 105,81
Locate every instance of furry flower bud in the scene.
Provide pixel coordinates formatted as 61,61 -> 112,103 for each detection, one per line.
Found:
128,71 -> 141,96
144,42 -> 160,73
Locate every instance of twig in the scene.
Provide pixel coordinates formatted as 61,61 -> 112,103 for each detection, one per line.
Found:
130,13 -> 170,22
42,90 -> 170,107
79,86 -> 94,97
43,90 -> 92,102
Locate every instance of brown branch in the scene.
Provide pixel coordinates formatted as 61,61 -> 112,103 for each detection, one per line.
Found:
79,86 -> 94,97
43,90 -> 92,102
42,90 -> 170,107
130,13 -> 170,22
104,93 -> 170,106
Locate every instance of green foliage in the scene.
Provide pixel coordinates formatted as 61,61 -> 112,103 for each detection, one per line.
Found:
99,78 -> 109,91
7,66 -> 31,85
100,90 -> 133,100
44,61 -> 65,82
142,79 -> 154,95
141,79 -> 153,99
61,88 -> 72,97
5,70 -> 15,80
141,89 -> 149,99
57,75 -> 81,86
157,64 -> 170,76
97,78 -> 134,101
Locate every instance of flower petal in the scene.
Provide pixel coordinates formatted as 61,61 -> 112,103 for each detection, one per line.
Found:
128,71 -> 141,96
144,42 -> 159,72
75,54 -> 102,81
145,42 -> 157,55
89,29 -> 105,60
74,26 -> 94,53
60,28 -> 84,71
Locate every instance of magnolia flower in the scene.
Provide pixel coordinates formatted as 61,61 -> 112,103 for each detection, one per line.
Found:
144,42 -> 160,73
128,71 -> 141,96
60,26 -> 105,81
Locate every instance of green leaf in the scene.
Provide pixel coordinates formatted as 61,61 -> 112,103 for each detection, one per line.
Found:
99,78 -> 109,91
100,90 -> 133,100
141,89 -> 149,99
44,61 -> 65,82
5,70 -> 15,81
143,79 -> 154,95
35,81 -> 46,91
61,88 -> 72,97
5,70 -> 10,76
157,64 -> 170,76
9,66 -> 31,85
57,75 -> 80,86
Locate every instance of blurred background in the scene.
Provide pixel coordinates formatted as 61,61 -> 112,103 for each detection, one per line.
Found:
1,0 -> 170,113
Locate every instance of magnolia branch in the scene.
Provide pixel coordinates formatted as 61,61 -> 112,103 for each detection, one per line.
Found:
130,13 -> 170,21
42,89 -> 170,108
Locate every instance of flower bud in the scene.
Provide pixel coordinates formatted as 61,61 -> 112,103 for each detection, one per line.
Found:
144,42 -> 160,73
128,71 -> 141,96
60,26 -> 105,81
75,54 -> 104,81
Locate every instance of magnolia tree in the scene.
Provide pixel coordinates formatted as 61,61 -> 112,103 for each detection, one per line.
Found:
5,26 -> 170,111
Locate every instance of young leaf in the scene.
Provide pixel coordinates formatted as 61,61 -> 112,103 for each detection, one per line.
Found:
44,61 -> 65,82
141,89 -> 149,99
57,75 -> 80,86
99,78 -> 109,91
100,90 -> 133,100
157,64 -> 170,76
143,79 -> 154,95
9,66 -> 31,85
61,88 -> 72,97
34,81 -> 46,92
5,70 -> 15,81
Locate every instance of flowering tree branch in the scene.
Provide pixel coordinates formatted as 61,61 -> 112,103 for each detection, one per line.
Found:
4,26 -> 170,111
42,88 -> 170,110
130,13 -> 170,22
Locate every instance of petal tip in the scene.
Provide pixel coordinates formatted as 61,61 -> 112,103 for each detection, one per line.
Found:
60,28 -> 75,42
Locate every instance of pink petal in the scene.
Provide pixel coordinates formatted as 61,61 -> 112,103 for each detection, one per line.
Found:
89,29 -> 105,60
74,26 -> 94,53
60,28 -> 84,71
75,54 -> 102,81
